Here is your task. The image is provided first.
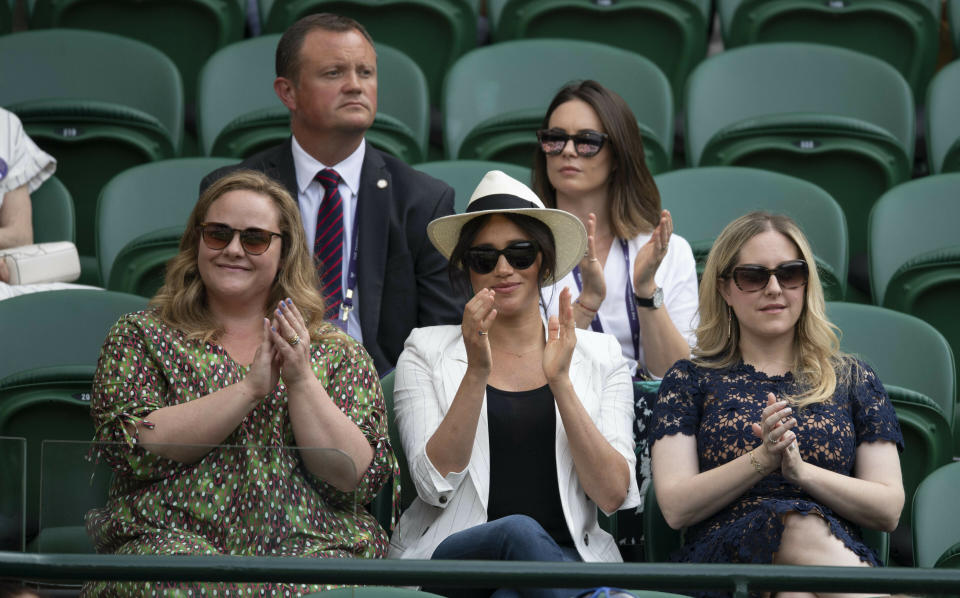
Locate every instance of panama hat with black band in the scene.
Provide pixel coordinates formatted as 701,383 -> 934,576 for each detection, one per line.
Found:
427,170 -> 587,284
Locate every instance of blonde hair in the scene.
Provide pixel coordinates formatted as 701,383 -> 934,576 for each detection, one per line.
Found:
151,170 -> 339,343
695,211 -> 847,408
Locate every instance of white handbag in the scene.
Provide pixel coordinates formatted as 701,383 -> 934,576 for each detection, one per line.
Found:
0,241 -> 81,285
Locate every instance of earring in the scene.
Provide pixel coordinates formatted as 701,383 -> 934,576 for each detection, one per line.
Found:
726,305 -> 733,338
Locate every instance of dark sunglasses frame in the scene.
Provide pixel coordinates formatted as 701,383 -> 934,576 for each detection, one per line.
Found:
728,259 -> 809,292
465,240 -> 540,274
536,128 -> 609,157
198,222 -> 283,256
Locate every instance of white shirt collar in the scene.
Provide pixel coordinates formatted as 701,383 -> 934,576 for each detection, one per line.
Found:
290,136 -> 366,197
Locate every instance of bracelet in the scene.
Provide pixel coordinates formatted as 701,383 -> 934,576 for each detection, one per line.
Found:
749,449 -> 768,476
574,298 -> 599,314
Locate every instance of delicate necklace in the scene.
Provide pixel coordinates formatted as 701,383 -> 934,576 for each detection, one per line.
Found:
490,344 -> 541,358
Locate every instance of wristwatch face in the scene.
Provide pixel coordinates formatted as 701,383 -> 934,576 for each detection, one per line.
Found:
652,286 -> 664,309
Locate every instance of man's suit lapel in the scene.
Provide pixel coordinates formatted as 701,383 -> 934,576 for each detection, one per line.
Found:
272,138 -> 299,202
355,147 -> 390,347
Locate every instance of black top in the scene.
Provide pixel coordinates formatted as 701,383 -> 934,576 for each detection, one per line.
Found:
486,384 -> 573,547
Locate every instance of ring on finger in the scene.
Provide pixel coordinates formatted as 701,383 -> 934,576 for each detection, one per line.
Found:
286,333 -> 301,346
767,433 -> 778,445
478,330 -> 488,336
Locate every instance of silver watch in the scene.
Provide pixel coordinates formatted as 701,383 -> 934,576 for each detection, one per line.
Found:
634,287 -> 663,309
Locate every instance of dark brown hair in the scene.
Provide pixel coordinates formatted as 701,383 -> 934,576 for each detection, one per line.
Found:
447,213 -> 557,298
275,13 -> 374,81
532,79 -> 661,238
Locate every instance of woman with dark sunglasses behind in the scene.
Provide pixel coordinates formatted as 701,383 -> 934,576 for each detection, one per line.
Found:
650,212 -> 903,598
533,80 -> 698,382
84,170 -> 396,597
389,171 -> 640,595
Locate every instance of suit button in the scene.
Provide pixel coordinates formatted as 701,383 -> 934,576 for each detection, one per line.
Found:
583,533 -> 589,546
439,496 -> 447,504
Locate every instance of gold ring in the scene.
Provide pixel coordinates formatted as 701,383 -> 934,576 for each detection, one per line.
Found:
287,333 -> 301,346
478,330 -> 488,336
588,257 -> 599,263
767,433 -> 778,445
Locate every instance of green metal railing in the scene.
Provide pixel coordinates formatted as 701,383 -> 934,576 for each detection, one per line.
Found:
3,554 -> 960,596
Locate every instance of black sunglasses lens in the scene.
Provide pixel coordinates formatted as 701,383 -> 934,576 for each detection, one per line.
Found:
466,248 -> 499,274
574,134 -> 604,157
240,229 -> 272,254
538,132 -> 567,155
503,243 -> 538,269
734,267 -> 770,291
776,262 -> 808,288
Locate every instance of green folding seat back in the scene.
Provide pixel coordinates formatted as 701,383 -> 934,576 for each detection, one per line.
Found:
414,160 -> 531,214
96,158 -> 239,297
30,0 -> 244,101
685,42 -> 913,262
0,29 -> 184,285
260,0 -> 475,106
0,289 -> 149,382
443,39 -> 673,174
198,36 -> 428,163
913,461 -> 960,568
304,589 -> 448,598
717,0 -> 939,98
826,302 -> 955,434
489,0 -> 709,105
30,176 -> 75,244
379,370 -> 416,513
926,60 -> 960,174
1,0 -> 11,33
655,167 -> 849,300
869,173 -> 960,454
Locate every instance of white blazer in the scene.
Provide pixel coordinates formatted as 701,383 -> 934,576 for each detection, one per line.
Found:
388,325 -> 641,562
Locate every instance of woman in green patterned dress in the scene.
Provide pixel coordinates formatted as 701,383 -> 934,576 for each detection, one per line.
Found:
84,170 -> 396,597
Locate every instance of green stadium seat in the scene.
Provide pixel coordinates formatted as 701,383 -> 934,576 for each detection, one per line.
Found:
1,0 -> 11,33
0,29 -> 184,285
869,173 -> 960,454
304,588 -> 447,598
197,36 -> 428,163
655,167 -> 849,300
259,0 -> 476,106
951,0 -> 960,55
716,0 -> 940,98
30,176 -> 74,244
926,60 -> 960,174
30,0 -> 244,101
0,437 -> 26,552
0,289 -> 149,552
489,0 -> 709,105
413,160 -> 531,213
685,42 -> 914,264
443,39 -> 673,174
96,158 -> 238,297
913,461 -> 960,568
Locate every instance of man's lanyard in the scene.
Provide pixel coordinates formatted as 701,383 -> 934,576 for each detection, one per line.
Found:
338,212 -> 361,327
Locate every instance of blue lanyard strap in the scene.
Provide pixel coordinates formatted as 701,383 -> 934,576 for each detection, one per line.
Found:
572,239 -> 641,362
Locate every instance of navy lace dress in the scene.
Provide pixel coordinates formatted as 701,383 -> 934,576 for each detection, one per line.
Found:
650,358 -> 902,597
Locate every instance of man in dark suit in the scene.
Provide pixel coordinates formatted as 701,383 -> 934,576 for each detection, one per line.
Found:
201,13 -> 461,375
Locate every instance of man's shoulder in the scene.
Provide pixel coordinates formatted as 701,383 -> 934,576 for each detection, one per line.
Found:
199,141 -> 291,192
363,146 -> 452,198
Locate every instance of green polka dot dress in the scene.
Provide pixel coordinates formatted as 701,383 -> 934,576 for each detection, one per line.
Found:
83,310 -> 398,597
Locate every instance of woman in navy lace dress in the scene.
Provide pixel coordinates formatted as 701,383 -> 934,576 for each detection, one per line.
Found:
650,212 -> 904,598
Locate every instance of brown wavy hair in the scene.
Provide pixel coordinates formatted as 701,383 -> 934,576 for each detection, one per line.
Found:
151,169 -> 337,343
695,211 -> 848,407
532,79 -> 661,239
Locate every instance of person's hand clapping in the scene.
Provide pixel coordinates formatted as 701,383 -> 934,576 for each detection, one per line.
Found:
633,209 -> 673,297
462,288 -> 497,372
750,393 -> 798,475
543,287 -> 577,384
244,317 -> 281,401
268,298 -> 315,389
576,213 -> 605,312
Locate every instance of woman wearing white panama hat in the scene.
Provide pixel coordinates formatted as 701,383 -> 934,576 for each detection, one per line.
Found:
388,170 -> 640,591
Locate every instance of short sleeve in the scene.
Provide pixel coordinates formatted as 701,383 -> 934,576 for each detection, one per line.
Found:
304,335 -> 398,510
90,313 -> 189,480
849,359 -> 904,451
0,109 -> 56,196
650,359 -> 702,444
